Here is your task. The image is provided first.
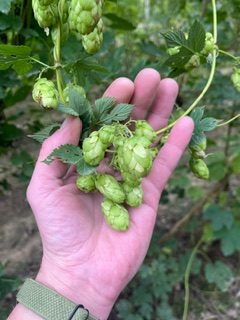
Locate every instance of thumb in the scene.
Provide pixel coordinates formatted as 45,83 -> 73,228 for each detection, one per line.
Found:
32,117 -> 82,182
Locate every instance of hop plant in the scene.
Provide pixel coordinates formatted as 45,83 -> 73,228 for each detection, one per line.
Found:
190,157 -> 210,180
82,131 -> 107,166
99,124 -> 116,145
82,19 -> 103,54
134,120 -> 157,143
190,137 -> 207,159
121,171 -> 142,188
167,46 -> 181,56
32,78 -> 59,109
202,32 -> 215,55
76,174 -> 96,192
118,137 -> 153,178
231,68 -> 240,92
123,183 -> 143,208
185,54 -> 201,70
32,0 -> 58,29
101,199 -> 129,231
63,84 -> 86,103
95,174 -> 125,204
69,0 -> 103,35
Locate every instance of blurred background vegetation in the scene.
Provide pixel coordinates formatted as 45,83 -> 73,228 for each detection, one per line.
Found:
0,0 -> 240,319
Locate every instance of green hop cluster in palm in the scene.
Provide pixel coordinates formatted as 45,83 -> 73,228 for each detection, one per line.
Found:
76,121 -> 158,231
189,136 -> 209,180
32,78 -> 59,109
32,0 -> 58,29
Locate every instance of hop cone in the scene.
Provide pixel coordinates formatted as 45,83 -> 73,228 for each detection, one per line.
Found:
118,137 -> 153,178
101,199 -> 129,231
76,174 -> 96,193
167,46 -> 180,56
82,19 -> 103,54
99,124 -> 116,145
32,78 -> 59,109
82,131 -> 106,166
121,171 -> 142,188
123,183 -> 143,208
190,137 -> 207,159
185,54 -> 200,70
32,0 -> 58,28
38,0 -> 54,5
69,0 -> 103,35
63,84 -> 86,103
95,174 -> 125,204
231,68 -> 240,92
190,158 -> 210,180
202,32 -> 215,55
135,120 -> 157,143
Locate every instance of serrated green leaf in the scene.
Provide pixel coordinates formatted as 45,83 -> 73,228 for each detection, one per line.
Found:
92,97 -> 116,121
68,88 -> 92,117
12,60 -> 32,75
0,45 -> 32,73
76,158 -> 97,176
58,103 -> 79,116
215,223 -> 240,256
105,103 -> 133,123
44,144 -> 97,176
203,204 -> 233,231
187,21 -> 206,53
0,0 -> 12,14
162,30 -> 187,48
0,44 -> 31,56
164,47 -> 193,68
28,124 -> 60,143
205,261 -> 233,291
44,144 -> 82,165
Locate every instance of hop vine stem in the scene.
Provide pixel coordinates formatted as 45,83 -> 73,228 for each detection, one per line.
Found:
156,0 -> 218,136
182,238 -> 203,320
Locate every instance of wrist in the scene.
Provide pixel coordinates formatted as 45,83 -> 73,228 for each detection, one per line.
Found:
35,257 -> 116,320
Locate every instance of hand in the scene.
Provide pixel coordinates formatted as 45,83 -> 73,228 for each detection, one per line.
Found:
9,69 -> 194,320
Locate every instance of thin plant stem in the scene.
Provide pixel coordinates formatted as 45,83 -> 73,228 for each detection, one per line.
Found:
156,0 -> 218,136
217,113 -> 240,127
182,238 -> 203,320
218,49 -> 239,62
31,57 -> 52,69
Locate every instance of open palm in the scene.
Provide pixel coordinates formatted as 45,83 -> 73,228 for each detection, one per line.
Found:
27,69 -> 193,319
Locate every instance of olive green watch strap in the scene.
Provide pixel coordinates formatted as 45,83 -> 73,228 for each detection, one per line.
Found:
17,279 -> 97,320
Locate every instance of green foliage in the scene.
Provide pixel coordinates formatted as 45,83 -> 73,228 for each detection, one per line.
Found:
44,144 -> 97,176
205,261 -> 233,291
